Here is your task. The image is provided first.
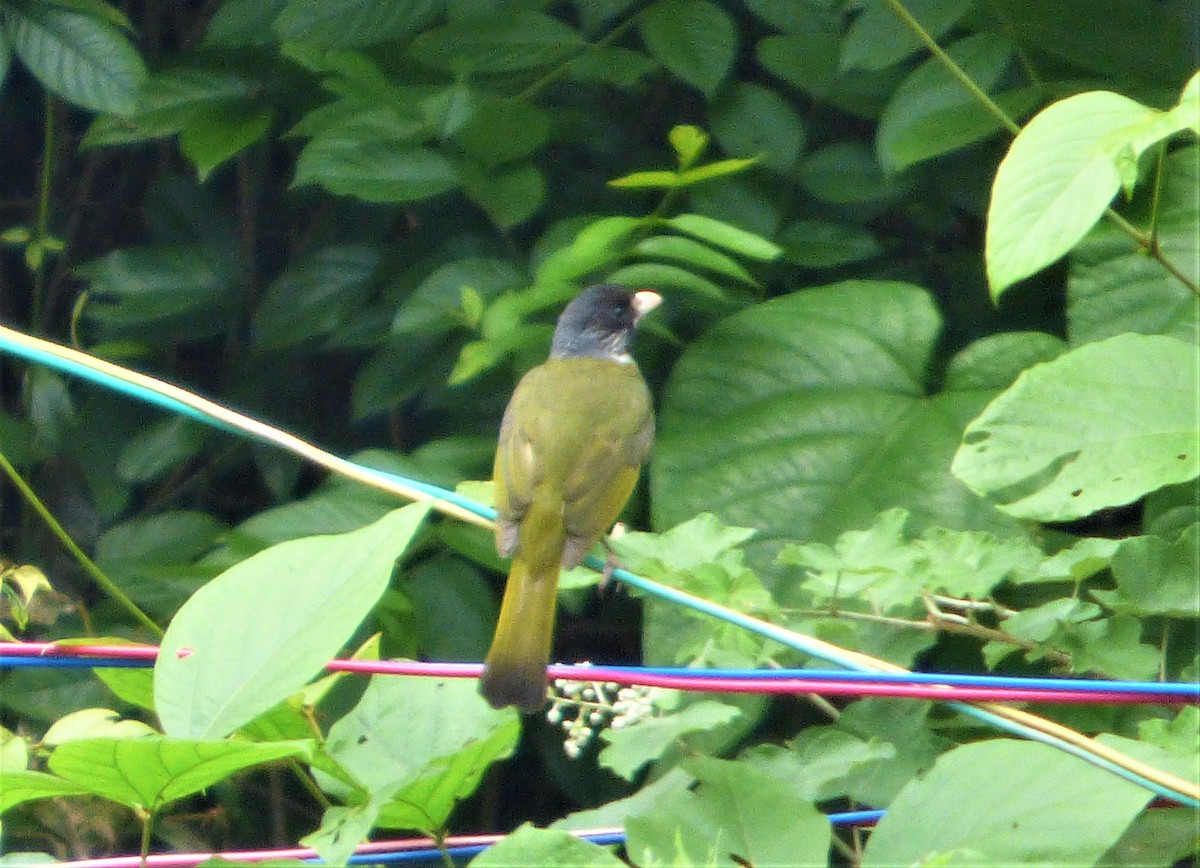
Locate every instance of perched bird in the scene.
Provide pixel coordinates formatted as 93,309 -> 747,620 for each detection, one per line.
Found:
480,284 -> 661,712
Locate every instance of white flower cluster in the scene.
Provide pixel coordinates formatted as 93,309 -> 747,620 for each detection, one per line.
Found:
546,674 -> 657,759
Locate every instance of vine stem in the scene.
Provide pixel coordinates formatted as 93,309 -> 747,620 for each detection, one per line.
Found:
31,94 -> 56,333
883,0 -> 1199,296
0,449 -> 164,638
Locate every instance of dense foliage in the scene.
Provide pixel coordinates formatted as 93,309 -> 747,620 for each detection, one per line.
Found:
0,0 -> 1196,865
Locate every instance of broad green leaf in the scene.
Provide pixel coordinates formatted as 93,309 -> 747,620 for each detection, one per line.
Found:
631,235 -> 756,285
451,97 -> 550,168
535,216 -> 642,285
48,736 -> 313,812
1060,614 -> 1159,680
877,32 -> 1036,171
80,243 -> 235,342
1091,523 -> 1200,618
391,258 -> 525,338
990,0 -> 1195,86
664,214 -> 781,261
5,3 -> 146,113
604,263 -> 730,304
779,219 -> 881,268
42,708 -> 155,745
407,12 -> 583,74
598,700 -> 742,780
626,756 -> 830,867
757,26 -> 893,120
1068,146 -> 1199,346
742,729 -> 896,803
203,0 -> 288,47
841,0 -> 975,71
710,82 -> 805,173
952,333 -> 1199,521
1031,536 -> 1121,584
115,416 -> 206,484
0,770 -> 89,813
863,740 -> 1153,866
294,135 -> 458,203
471,825 -> 625,867
638,0 -> 735,96
81,67 -> 259,148
253,245 -> 381,350
986,90 -> 1159,298
465,161 -> 545,228
180,103 -> 273,181
653,283 -> 1028,561
798,140 -> 908,204
316,674 -> 519,833
0,27 -> 9,94
272,0 -> 440,48
555,769 -> 693,832
156,504 -> 431,738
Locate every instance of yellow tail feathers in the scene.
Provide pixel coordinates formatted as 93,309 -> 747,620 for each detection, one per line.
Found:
479,553 -> 560,712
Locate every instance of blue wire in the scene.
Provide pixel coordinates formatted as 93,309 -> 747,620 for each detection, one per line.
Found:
0,656 -> 151,669
323,820 -> 885,864
2,655 -> 1193,700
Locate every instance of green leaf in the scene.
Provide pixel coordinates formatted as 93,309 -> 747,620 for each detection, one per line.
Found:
664,214 -> 781,261
654,283 -> 1025,559
253,245 -> 381,350
273,0 -> 440,48
535,216 -> 642,285
986,90 -> 1160,298
5,3 -> 146,114
778,219 -> 881,268
0,770 -> 89,813
1068,146 -> 1199,346
115,416 -> 206,483
465,161 -> 545,229
598,700 -> 742,781
203,0 -> 288,47
42,708 -> 155,745
710,82 -> 805,173
952,333 -> 1199,521
990,0 -> 1195,86
294,135 -> 458,204
605,263 -> 731,304
668,125 -> 709,169
607,170 -> 682,190
180,103 -> 273,181
863,739 -> 1153,866
317,674 -> 519,832
391,257 -> 525,338
407,12 -> 583,74
678,157 -> 760,186
471,825 -> 625,867
757,26 -> 893,120
798,140 -> 907,204
638,0 -> 735,96
1091,524 -> 1200,618
877,32 -> 1037,171
48,736 -> 313,812
742,729 -> 896,803
155,504 -> 431,738
626,756 -> 831,867
0,24 -> 12,91
630,235 -> 757,285
841,0 -> 976,71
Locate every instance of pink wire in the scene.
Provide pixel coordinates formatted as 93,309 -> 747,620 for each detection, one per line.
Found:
2,642 -> 1192,705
